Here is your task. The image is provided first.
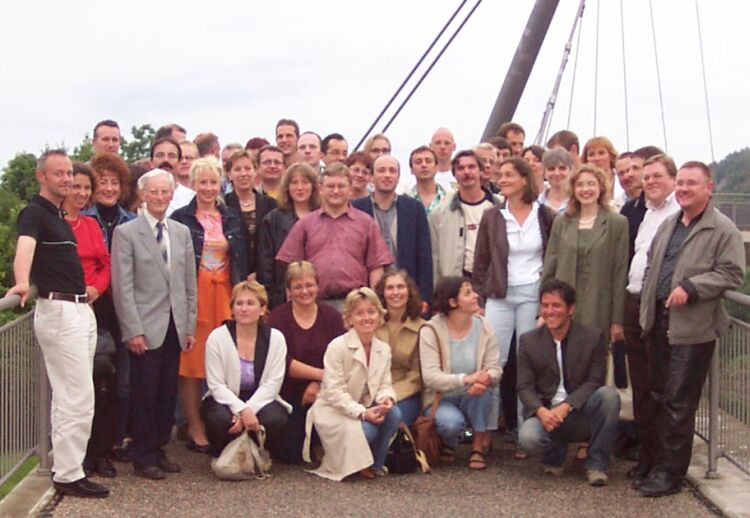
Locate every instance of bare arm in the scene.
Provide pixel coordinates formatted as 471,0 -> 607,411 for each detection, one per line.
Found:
369,266 -> 384,288
288,359 -> 324,381
8,236 -> 37,306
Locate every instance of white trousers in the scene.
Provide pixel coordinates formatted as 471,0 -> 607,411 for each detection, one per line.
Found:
34,299 -> 97,483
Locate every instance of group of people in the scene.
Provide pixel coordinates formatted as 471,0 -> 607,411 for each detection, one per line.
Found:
8,118 -> 744,500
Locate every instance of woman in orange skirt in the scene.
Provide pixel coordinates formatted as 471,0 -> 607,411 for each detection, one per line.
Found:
171,156 -> 249,452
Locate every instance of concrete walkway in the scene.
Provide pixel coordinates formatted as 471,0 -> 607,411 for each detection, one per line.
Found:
37,439 -> 728,518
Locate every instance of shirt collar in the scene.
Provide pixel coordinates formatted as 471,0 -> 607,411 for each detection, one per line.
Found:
143,209 -> 167,230
646,191 -> 676,210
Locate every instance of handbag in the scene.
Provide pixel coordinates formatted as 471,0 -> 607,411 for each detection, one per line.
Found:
606,343 -> 633,421
412,324 -> 443,466
211,426 -> 272,480
93,328 -> 116,378
386,423 -> 430,474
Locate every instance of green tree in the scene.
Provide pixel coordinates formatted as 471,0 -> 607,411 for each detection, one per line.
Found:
0,152 -> 38,202
0,187 -> 25,288
121,124 -> 155,163
71,133 -> 94,163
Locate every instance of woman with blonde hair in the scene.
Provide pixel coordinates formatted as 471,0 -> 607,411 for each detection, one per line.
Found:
581,136 -> 624,206
305,288 -> 401,480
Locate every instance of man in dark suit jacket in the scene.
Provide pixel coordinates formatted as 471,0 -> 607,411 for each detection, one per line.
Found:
517,280 -> 620,486
352,155 -> 433,305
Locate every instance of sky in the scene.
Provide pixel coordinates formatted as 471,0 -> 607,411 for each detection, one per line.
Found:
1,0 -> 747,171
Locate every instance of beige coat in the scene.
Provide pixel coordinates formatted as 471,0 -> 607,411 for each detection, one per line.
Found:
304,329 -> 396,481
375,317 -> 425,401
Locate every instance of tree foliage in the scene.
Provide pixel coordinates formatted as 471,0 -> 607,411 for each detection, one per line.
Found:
121,124 -> 155,163
71,133 -> 94,163
713,147 -> 750,193
0,153 -> 38,202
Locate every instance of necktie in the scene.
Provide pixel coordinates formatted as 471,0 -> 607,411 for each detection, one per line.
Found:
156,221 -> 168,264
560,337 -> 570,393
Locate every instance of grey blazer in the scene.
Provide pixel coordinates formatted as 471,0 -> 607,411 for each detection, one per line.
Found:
111,214 -> 198,350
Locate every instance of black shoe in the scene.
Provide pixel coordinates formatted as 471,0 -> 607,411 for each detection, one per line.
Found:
111,442 -> 133,463
626,462 -> 651,480
638,471 -> 682,497
158,458 -> 181,473
82,459 -> 94,478
175,423 -> 189,442
54,477 -> 109,498
186,439 -> 212,455
134,465 -> 166,480
95,457 -> 118,478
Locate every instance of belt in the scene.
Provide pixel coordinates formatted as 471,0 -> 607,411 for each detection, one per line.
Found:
47,291 -> 88,303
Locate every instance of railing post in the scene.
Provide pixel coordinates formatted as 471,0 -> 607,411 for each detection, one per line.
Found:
705,347 -> 720,478
36,352 -> 51,476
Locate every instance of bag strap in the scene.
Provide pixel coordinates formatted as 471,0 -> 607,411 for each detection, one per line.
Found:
419,323 -> 442,419
247,426 -> 271,480
400,423 -> 431,474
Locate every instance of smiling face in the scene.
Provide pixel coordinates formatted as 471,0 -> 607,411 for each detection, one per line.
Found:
585,146 -> 612,171
37,154 -> 73,203
545,163 -> 570,189
540,291 -> 574,334
347,298 -> 381,337
193,167 -> 221,206
675,166 -> 713,216
141,174 -> 174,220
497,162 -> 527,200
449,281 -> 479,314
288,171 -> 313,205
232,290 -> 265,326
95,170 -> 121,207
275,124 -> 298,157
349,161 -> 372,194
229,156 -> 256,193
573,171 -> 602,208
67,172 -> 93,211
372,156 -> 400,195
320,173 -> 351,211
382,272 -> 409,312
287,273 -> 319,308
642,161 -> 675,207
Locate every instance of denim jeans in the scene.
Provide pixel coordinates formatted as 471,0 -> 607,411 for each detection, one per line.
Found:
396,395 -> 421,426
518,386 -> 620,472
485,281 -> 540,430
362,404 -> 402,470
431,389 -> 493,449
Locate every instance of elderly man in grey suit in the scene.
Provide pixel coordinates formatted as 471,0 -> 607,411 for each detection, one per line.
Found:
112,168 -> 197,480
517,280 -> 620,487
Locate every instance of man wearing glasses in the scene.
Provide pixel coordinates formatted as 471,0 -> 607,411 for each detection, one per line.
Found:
256,145 -> 286,200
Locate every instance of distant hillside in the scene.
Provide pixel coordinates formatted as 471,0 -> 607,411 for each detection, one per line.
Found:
713,148 -> 750,193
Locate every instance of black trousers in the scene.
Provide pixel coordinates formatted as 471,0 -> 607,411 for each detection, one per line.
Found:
200,397 -> 288,457
649,301 -> 715,477
129,317 -> 181,469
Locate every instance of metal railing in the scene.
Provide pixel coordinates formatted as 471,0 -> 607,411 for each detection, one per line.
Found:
695,290 -> 750,477
0,289 -> 50,488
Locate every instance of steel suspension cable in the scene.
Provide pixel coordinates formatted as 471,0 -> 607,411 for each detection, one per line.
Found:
619,0 -> 630,150
353,0 -> 469,151
566,1 -> 585,129
381,0 -> 483,133
648,0 -> 669,152
593,0 -> 600,135
694,0 -> 716,162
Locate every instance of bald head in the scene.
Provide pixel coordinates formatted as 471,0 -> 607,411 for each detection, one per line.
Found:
372,155 -> 400,195
430,127 -> 456,169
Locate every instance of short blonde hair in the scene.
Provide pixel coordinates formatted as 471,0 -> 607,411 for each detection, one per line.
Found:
231,280 -> 269,325
190,156 -> 224,185
342,287 -> 386,329
565,163 -> 612,217
285,260 -> 318,289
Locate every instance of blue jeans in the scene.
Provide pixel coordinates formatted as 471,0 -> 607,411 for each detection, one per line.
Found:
518,386 -> 620,472
431,389 -> 493,449
396,395 -> 421,426
362,405 -> 402,470
485,282 -> 540,431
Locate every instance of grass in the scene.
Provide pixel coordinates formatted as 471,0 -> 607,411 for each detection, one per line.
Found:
0,456 -> 39,501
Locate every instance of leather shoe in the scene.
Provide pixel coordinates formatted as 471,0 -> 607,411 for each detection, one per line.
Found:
111,442 -> 132,463
626,462 -> 651,480
54,477 -> 109,498
158,458 -> 181,473
637,470 -> 682,497
134,465 -> 166,480
186,439 -> 212,455
94,457 -> 118,478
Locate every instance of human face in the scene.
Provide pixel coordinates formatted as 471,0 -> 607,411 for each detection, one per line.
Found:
523,150 -> 543,185
496,147 -> 512,162
429,130 -> 456,162
178,143 -> 198,183
545,163 -> 570,190
475,148 -> 496,186
320,174 -> 351,210
37,155 -> 73,203
95,170 -> 121,207
288,172 -> 313,205
324,139 -> 348,165
92,125 -> 121,155
573,172 -> 602,208
450,282 -> 479,314
383,273 -> 409,312
67,173 -> 93,211
193,168 -> 221,207
616,156 -> 643,198
141,175 -> 174,219
232,290 -> 264,326
675,166 -> 713,216
347,298 -> 381,338
410,151 -> 437,181
368,137 -> 391,161
586,146 -> 611,171
229,156 -> 256,193
642,162 -> 675,207
257,150 -> 284,184
275,124 -> 298,157
349,161 -> 372,195
372,156 -> 400,195
221,146 -> 240,168
454,156 -> 481,192
297,134 -> 323,167
506,130 -> 524,156
497,162 -> 527,201
152,141 -> 180,172
540,291 -> 574,334
288,273 -> 319,308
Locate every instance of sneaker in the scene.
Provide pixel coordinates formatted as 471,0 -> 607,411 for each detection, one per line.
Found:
374,466 -> 389,477
542,464 -> 564,476
586,469 -> 608,486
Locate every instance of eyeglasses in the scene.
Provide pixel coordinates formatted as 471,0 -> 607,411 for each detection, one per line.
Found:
145,189 -> 172,197
260,159 -> 284,167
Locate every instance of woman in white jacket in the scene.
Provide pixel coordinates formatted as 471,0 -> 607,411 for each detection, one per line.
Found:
200,280 -> 291,457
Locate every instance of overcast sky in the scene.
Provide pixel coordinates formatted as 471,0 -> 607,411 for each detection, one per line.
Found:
1,0 -> 746,171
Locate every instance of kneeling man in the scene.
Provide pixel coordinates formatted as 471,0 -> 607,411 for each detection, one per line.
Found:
517,280 -> 620,486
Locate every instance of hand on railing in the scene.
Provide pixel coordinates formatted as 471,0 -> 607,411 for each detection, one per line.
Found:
0,285 -> 37,312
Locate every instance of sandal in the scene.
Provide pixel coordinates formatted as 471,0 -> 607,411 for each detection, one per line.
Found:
469,450 -> 486,470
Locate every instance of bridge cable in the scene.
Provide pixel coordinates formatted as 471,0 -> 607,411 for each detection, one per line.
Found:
619,0 -> 631,150
593,0 -> 600,135
533,0 -> 587,146
565,1 -> 585,129
381,0 -> 483,134
648,0 -> 669,152
353,0 -> 470,152
694,0 -> 716,162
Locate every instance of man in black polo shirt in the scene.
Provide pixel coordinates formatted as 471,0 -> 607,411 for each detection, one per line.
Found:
8,149 -> 108,498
